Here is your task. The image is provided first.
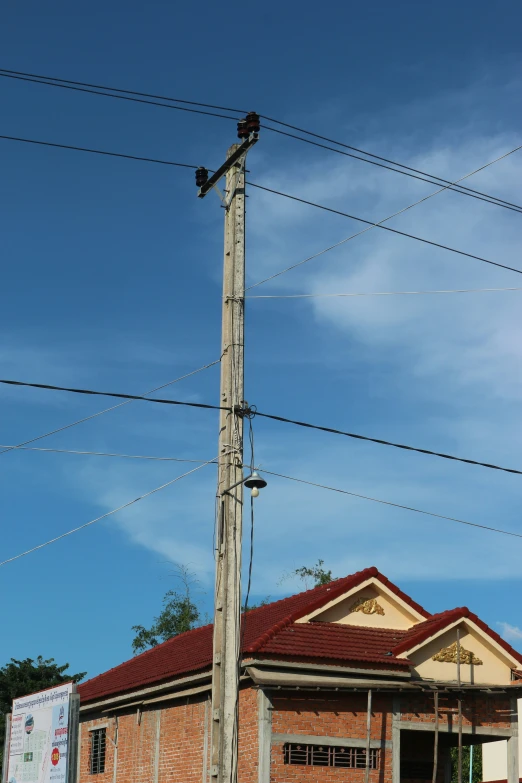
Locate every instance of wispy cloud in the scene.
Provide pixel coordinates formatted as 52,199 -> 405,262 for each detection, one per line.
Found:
497,622 -> 522,644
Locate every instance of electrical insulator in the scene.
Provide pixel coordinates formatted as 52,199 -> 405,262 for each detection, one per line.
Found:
195,167 -> 208,188
245,111 -> 260,134
237,119 -> 249,139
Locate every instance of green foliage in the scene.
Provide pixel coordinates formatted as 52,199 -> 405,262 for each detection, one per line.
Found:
0,656 -> 85,766
293,559 -> 334,588
131,564 -> 201,654
450,745 -> 482,783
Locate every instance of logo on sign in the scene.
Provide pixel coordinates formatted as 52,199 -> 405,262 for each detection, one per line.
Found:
51,748 -> 60,766
59,706 -> 65,725
25,715 -> 34,735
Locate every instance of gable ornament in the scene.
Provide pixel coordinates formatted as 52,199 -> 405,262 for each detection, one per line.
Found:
432,641 -> 483,665
349,597 -> 385,616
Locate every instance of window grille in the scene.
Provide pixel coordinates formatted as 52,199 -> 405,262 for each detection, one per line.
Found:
89,728 -> 106,774
283,742 -> 379,769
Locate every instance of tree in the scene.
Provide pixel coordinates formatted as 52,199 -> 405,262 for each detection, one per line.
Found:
131,564 -> 201,654
0,656 -> 85,766
280,559 -> 335,590
451,745 -> 482,783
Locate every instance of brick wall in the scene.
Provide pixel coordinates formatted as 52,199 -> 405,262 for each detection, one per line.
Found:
270,693 -> 393,783
400,693 -> 512,729
79,688 -> 513,783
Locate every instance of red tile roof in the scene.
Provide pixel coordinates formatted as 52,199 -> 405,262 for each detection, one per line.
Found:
80,566 -> 414,703
77,566 -> 522,705
255,622 -> 411,668
391,607 -> 522,666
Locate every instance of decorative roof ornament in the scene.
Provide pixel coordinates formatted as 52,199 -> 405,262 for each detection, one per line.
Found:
349,597 -> 385,616
432,641 -> 483,665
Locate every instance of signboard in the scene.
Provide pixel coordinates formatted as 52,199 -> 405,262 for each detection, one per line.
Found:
4,684 -> 78,783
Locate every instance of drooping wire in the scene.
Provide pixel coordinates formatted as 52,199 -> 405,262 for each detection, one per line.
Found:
3,376 -> 522,476
246,142 -> 522,291
247,182 -> 522,279
0,457 -> 220,568
265,126 -> 522,214
0,358 -> 222,457
259,468 -> 522,541
1,133 -> 518,278
2,67 -> 520,213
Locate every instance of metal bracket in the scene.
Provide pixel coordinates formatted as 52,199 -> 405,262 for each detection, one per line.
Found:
197,133 -> 258,200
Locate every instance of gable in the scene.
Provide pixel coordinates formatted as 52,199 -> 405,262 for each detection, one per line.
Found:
296,577 -> 425,630
405,620 -> 519,685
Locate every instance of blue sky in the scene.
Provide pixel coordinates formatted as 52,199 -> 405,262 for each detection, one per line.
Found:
1,0 -> 521,681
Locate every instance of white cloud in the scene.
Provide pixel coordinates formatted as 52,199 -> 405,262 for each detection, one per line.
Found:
497,622 -> 522,643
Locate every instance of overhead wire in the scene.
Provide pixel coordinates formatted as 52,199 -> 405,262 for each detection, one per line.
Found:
1,67 -> 519,212
246,143 -> 522,290
0,445 -> 213,462
260,468 -> 522,541
246,287 -> 522,299
266,126 -> 522,214
247,182 -> 522,279
0,358 -> 221,457
252,410 -> 522,476
0,72 -> 241,122
0,456 -> 220,568
2,376 -> 522,476
258,115 -> 522,212
0,134 -> 198,169
0,134 -> 516,278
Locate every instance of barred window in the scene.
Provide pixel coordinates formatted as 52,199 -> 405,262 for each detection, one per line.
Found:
89,728 -> 106,774
284,742 -> 379,769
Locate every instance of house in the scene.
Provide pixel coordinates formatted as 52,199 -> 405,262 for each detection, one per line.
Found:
77,566 -> 522,783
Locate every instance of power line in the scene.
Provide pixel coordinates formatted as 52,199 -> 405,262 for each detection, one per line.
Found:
0,134 -> 198,169
0,67 -> 247,114
266,126 -> 522,214
246,144 -> 522,290
0,377 -> 225,412
259,116 -> 522,212
0,358 -> 221,457
2,67 -> 519,213
0,457 -> 219,568
1,134 -> 515,279
252,411 -> 522,476
0,72 -> 241,122
0,445 -> 213,463
248,182 -> 522,278
261,468 -> 522,541
246,287 -> 522,299
2,376 -> 522,476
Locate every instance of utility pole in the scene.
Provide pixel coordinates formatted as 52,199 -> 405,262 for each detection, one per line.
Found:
196,115 -> 260,783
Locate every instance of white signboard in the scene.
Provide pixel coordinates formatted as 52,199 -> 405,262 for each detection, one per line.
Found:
6,683 -> 73,783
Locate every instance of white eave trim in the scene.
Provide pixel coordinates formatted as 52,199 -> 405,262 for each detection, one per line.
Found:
397,617 -> 521,667
296,576 -> 427,624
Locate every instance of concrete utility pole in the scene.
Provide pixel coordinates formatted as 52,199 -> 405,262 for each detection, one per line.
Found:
196,122 -> 259,783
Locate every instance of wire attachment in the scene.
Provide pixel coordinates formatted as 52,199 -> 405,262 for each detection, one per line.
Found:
234,401 -> 257,420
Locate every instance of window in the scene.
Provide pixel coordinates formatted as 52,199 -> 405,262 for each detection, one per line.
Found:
89,729 -> 106,774
284,743 -> 379,769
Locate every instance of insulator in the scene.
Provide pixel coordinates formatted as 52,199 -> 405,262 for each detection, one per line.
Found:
237,119 -> 249,139
245,111 -> 260,134
195,167 -> 208,188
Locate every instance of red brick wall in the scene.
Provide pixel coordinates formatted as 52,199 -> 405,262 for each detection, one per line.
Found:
79,688 -> 512,783
400,693 -> 512,729
238,687 -> 259,783
270,693 -> 393,783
